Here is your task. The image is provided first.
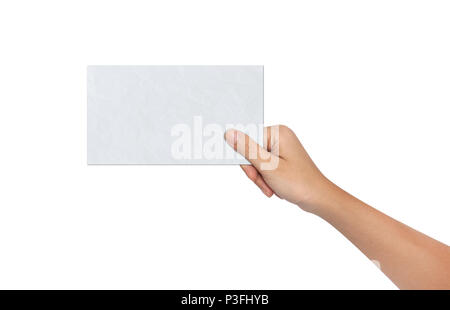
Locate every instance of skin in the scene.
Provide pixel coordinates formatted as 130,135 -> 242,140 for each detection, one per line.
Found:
224,125 -> 450,290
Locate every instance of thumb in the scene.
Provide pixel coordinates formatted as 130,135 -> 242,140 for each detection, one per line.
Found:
224,129 -> 279,172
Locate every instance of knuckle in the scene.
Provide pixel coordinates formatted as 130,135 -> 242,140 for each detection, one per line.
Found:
245,168 -> 258,181
278,124 -> 293,135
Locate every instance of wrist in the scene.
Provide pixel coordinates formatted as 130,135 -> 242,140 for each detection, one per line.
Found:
296,178 -> 347,217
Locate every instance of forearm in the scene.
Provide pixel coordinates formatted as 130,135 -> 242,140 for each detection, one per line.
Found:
226,126 -> 450,289
308,183 -> 450,289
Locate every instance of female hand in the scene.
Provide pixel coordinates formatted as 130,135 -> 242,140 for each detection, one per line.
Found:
225,125 -> 335,213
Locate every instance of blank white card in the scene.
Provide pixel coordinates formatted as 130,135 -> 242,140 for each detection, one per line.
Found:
87,66 -> 263,164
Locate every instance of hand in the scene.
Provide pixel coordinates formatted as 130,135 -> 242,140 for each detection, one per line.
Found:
225,125 -> 450,289
224,125 -> 334,213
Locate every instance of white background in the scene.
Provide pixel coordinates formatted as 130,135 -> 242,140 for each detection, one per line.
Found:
0,0 -> 449,289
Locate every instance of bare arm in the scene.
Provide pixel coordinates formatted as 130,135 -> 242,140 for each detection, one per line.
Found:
225,126 -> 450,289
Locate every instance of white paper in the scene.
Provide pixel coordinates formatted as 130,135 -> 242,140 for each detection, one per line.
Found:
87,66 -> 263,164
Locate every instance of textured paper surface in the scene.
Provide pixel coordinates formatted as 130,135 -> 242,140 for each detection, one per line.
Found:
87,66 -> 263,164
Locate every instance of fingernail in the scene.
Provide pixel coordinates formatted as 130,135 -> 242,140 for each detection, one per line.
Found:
224,129 -> 237,146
